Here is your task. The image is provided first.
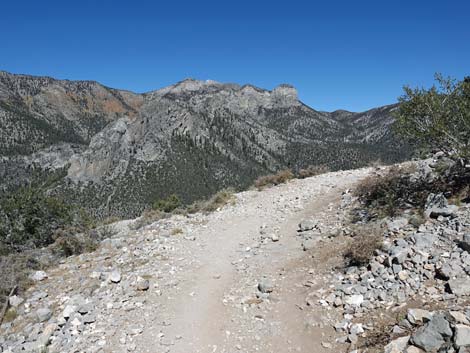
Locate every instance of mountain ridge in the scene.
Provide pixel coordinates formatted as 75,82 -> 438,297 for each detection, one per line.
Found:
0,71 -> 411,217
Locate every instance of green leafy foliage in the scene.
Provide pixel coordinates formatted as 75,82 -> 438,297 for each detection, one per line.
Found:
394,74 -> 470,159
0,186 -> 74,253
152,194 -> 182,213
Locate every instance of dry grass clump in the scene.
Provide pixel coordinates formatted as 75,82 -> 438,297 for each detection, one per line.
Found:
343,224 -> 384,266
200,188 -> 236,212
134,189 -> 237,229
133,209 -> 169,229
171,227 -> 183,235
297,165 -> 330,179
188,188 -> 236,213
0,252 -> 38,309
52,233 -> 99,257
355,161 -> 470,219
354,165 -> 423,217
254,169 -> 294,189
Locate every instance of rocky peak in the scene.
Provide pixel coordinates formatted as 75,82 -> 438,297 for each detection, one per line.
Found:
271,84 -> 299,106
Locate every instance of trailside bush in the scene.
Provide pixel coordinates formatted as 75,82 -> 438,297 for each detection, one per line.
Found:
297,165 -> 330,179
394,74 -> 470,159
354,162 -> 470,218
0,186 -> 74,253
254,169 -> 294,189
152,194 -> 182,213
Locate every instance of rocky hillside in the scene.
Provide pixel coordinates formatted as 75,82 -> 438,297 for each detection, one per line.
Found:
0,71 -> 410,217
3,158 -> 470,353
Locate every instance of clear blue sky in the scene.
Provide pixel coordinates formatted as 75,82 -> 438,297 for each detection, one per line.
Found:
1,0 -> 469,112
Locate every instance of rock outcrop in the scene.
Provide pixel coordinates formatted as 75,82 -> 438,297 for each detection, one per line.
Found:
0,71 -> 410,217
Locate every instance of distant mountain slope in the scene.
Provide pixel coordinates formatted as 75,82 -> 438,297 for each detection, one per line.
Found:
0,71 -> 411,217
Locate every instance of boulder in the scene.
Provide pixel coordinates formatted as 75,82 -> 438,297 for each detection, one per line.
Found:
411,314 -> 452,352
424,193 -> 458,218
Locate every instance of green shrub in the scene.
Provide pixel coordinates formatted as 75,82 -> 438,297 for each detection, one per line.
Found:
0,186 -> 74,253
394,74 -> 470,159
152,194 -> 182,213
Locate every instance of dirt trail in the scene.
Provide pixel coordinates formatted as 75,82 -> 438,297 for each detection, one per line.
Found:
0,168 -> 373,353
127,168 -> 371,353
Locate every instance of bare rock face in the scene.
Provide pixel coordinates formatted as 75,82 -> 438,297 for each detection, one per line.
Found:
0,71 -> 411,217
271,84 -> 299,106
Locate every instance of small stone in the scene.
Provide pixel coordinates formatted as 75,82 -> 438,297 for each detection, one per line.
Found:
9,295 -> 23,307
321,342 -> 332,349
71,317 -> 82,326
82,314 -> 96,324
109,270 -> 121,283
298,220 -> 316,232
136,277 -> 150,291
258,279 -> 274,293
30,271 -> 48,281
406,346 -> 424,353
128,325 -> 143,335
271,234 -> 279,242
384,336 -> 410,353
348,333 -> 358,344
345,294 -> 363,307
77,303 -> 92,314
302,239 -> 317,251
350,323 -> 364,335
407,309 -> 432,325
455,324 -> 470,347
36,308 -> 52,323
450,311 -> 470,324
62,305 -> 76,319
398,270 -> 409,281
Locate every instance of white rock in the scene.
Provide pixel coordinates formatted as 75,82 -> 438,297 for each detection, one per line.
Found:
345,295 -> 363,306
109,270 -> 121,283
350,323 -> 364,335
455,324 -> 470,347
9,295 -> 24,307
384,335 -> 410,353
30,271 -> 48,281
450,311 -> 470,324
407,308 -> 432,325
62,305 -> 76,319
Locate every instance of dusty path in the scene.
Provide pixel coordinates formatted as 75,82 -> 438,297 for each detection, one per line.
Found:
1,168 -> 373,353
125,168 -> 371,353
